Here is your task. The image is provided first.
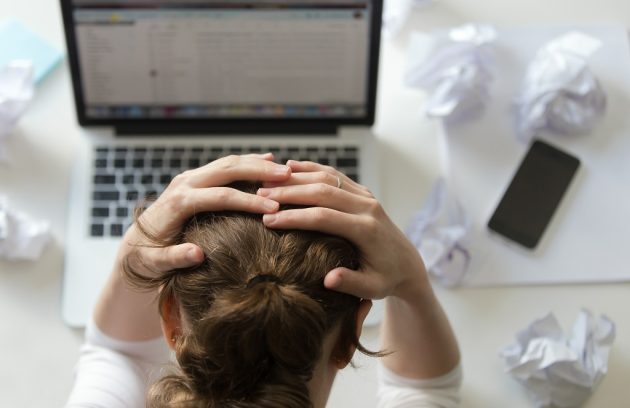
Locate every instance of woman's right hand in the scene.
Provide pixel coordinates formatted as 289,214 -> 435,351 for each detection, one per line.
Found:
257,160 -> 430,301
121,153 -> 291,277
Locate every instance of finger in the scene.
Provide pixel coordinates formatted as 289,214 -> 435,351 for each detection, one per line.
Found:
257,183 -> 369,214
131,243 -> 204,274
241,152 -> 274,161
324,267 -> 385,300
145,187 -> 279,234
261,172 -> 370,197
182,187 -> 280,214
286,160 -> 372,196
183,155 -> 291,187
262,207 -> 366,243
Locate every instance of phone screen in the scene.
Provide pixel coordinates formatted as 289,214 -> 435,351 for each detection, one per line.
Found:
488,140 -> 580,249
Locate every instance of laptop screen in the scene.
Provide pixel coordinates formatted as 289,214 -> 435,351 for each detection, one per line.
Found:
61,0 -> 381,131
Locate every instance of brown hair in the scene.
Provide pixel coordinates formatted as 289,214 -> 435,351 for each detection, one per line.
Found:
124,184 -> 379,407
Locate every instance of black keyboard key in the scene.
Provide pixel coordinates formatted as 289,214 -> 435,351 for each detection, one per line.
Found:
249,146 -> 262,153
306,146 -> 319,153
169,158 -> 182,168
115,147 -> 127,153
188,158 -> 200,168
160,174 -> 172,184
344,146 -> 358,153
269,146 -> 281,154
91,224 -> 104,237
92,207 -> 109,217
95,158 -> 107,168
325,146 -> 337,152
152,147 -> 166,155
151,158 -> 164,167
122,174 -> 135,185
94,174 -> 115,184
116,207 -> 129,218
336,157 -> 358,168
141,174 -> 153,184
191,146 -> 204,153
127,191 -> 139,200
145,190 -> 158,200
93,190 -> 119,201
132,158 -> 144,168
173,147 -> 185,154
113,158 -> 126,168
347,173 -> 359,182
317,158 -> 330,166
211,147 -> 224,154
229,146 -> 242,154
133,147 -> 147,153
160,174 -> 171,185
287,146 -> 300,153
96,147 -> 109,154
110,223 -> 123,237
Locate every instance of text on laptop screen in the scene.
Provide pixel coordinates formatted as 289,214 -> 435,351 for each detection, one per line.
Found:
71,0 -> 371,119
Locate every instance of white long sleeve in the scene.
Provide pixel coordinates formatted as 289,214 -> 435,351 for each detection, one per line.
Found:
65,319 -> 171,408
377,363 -> 462,408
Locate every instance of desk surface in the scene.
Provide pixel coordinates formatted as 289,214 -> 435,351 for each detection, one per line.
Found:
1,1 -> 630,407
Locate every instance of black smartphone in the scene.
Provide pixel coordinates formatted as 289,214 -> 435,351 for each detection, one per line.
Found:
488,140 -> 581,249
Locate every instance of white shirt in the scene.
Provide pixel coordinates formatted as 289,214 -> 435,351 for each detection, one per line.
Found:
66,320 -> 462,408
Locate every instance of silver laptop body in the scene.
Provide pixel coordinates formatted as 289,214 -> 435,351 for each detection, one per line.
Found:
60,0 -> 383,327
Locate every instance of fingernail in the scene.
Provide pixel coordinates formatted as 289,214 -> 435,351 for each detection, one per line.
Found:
257,188 -> 270,197
263,199 -> 278,211
263,213 -> 277,225
187,247 -> 202,263
274,165 -> 289,175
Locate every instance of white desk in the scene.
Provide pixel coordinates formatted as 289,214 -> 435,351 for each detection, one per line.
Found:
1,1 -> 629,407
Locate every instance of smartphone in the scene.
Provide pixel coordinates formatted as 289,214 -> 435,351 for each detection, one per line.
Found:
488,140 -> 580,249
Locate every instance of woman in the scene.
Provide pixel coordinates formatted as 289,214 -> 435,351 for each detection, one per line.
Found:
66,154 -> 461,407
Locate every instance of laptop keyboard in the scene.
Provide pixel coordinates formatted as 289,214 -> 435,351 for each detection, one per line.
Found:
90,144 -> 360,237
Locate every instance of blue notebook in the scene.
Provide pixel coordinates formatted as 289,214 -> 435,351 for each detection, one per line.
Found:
0,19 -> 64,84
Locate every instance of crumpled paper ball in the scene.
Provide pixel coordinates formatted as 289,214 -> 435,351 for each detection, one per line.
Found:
500,309 -> 615,408
405,24 -> 497,123
405,179 -> 471,287
0,196 -> 51,261
515,31 -> 607,142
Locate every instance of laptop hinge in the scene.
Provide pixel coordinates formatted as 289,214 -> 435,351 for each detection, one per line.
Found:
115,122 -> 339,136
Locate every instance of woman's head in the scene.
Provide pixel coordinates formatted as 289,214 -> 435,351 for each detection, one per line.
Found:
125,187 -> 376,407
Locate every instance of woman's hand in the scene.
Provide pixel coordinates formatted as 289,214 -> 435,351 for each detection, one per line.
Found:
258,161 -> 461,380
257,160 -> 429,301
120,153 -> 292,276
95,154 -> 292,341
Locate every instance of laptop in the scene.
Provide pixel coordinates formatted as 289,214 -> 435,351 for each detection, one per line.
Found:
60,0 -> 383,327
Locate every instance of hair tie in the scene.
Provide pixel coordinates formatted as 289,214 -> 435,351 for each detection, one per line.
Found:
246,274 -> 281,289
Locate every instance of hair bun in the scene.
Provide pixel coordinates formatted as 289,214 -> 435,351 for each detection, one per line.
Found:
175,280 -> 327,403
246,274 -> 282,288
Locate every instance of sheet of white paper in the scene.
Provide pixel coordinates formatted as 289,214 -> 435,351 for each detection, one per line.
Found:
406,178 -> 471,287
0,196 -> 50,261
437,25 -> 630,286
0,60 -> 34,161
500,310 -> 615,408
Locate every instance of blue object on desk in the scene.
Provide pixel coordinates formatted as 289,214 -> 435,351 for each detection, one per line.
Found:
0,19 -> 64,84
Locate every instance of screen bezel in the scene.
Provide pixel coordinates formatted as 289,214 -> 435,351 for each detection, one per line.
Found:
487,140 -> 581,249
59,0 -> 383,134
